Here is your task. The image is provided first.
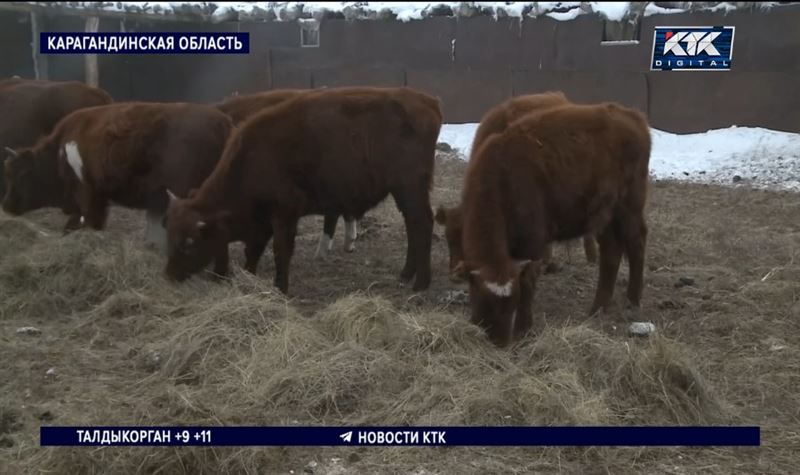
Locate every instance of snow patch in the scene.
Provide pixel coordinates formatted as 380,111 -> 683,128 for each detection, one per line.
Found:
590,1 -> 630,21
438,124 -> 800,192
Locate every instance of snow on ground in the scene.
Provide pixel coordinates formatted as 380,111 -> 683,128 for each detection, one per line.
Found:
438,124 -> 800,192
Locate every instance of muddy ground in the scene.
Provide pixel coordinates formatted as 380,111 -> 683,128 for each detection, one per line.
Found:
1,151 -> 798,474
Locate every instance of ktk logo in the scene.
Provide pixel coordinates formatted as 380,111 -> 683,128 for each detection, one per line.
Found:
662,30 -> 721,56
651,26 -> 734,71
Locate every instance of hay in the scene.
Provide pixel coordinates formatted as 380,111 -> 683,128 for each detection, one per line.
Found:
0,224 -> 161,320
23,281 -> 726,472
0,217 -> 725,472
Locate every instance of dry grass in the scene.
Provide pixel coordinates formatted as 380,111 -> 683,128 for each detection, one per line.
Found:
1,152 -> 799,474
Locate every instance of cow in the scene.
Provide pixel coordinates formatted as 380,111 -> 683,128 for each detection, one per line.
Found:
434,92 -> 598,281
436,205 -> 598,276
164,86 -> 443,293
2,102 -> 234,254
452,102 -> 651,347
0,78 -> 112,197
214,89 -> 362,257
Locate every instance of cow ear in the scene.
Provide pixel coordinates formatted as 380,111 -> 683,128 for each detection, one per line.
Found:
434,206 -> 448,225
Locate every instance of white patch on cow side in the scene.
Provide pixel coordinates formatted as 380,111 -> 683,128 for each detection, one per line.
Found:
315,232 -> 333,259
484,279 -> 513,297
64,141 -> 84,182
344,219 -> 357,252
145,209 -> 167,254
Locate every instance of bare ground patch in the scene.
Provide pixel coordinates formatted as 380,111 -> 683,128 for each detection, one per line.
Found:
1,152 -> 798,473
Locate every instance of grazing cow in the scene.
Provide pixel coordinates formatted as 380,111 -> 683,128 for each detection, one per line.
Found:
214,89 -> 362,257
0,78 -> 112,197
165,86 -> 442,293
453,102 -> 651,347
2,102 -> 233,253
435,92 -> 598,280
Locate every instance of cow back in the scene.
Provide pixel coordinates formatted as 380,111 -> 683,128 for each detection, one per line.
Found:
469,91 -> 569,161
464,102 -> 651,245
44,102 -> 232,207
212,86 -> 442,218
0,79 -> 112,149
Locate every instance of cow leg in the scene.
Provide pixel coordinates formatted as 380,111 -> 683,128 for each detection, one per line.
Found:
588,223 -> 624,316
271,214 -> 299,294
391,186 -> 433,291
80,192 -> 109,230
583,234 -> 599,264
513,267 -> 538,340
244,219 -> 273,274
211,244 -> 230,280
343,218 -> 358,252
622,218 -> 648,308
63,213 -> 84,235
542,243 -> 559,274
315,213 -> 337,259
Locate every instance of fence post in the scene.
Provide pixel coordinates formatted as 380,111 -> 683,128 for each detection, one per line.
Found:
30,12 -> 49,80
84,16 -> 99,87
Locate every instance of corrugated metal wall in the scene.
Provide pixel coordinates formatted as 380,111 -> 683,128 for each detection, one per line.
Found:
1,5 -> 798,133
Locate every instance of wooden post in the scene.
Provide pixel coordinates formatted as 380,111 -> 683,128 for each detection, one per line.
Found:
84,16 -> 99,87
30,12 -> 48,80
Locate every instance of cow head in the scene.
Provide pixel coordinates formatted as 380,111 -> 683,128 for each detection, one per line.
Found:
2,146 -> 43,215
453,258 -> 538,347
434,205 -> 464,282
164,189 -> 231,281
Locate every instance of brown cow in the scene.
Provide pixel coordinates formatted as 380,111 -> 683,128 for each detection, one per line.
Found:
435,92 -> 598,280
0,78 -> 112,197
2,102 -> 234,255
214,89 -> 362,257
165,86 -> 442,293
214,89 -> 304,124
453,102 -> 651,347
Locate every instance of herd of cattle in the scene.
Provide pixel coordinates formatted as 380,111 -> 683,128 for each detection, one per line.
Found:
1,77 -> 650,347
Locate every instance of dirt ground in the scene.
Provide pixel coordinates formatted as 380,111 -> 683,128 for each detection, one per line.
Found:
1,151 -> 799,474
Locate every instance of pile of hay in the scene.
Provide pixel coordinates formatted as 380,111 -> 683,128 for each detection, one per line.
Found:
0,213 -> 731,474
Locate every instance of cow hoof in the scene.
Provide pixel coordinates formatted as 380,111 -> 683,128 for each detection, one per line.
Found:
588,307 -> 603,318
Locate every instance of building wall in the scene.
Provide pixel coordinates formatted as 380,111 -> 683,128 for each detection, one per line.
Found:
1,6 -> 798,133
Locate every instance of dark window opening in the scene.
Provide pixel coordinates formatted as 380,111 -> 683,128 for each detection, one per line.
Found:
300,20 -> 320,48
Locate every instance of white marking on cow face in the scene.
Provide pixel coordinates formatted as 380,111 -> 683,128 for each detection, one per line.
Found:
344,219 -> 357,252
79,216 -> 85,225
484,279 -> 513,297
315,232 -> 333,259
64,141 -> 84,182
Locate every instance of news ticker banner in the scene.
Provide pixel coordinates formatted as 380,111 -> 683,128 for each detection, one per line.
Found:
41,426 -> 760,447
40,32 -> 249,54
